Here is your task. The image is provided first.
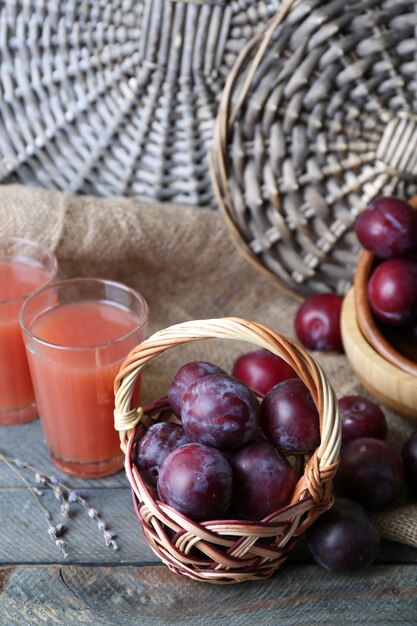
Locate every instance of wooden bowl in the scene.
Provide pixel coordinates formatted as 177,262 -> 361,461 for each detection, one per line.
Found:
341,289 -> 417,421
354,251 -> 417,377
353,196 -> 417,378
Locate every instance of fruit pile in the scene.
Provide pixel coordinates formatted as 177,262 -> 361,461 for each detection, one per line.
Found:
356,196 -> 417,327
306,396 -> 417,572
293,196 -> 417,356
133,345 -> 417,575
307,394 -> 417,573
305,195 -> 417,573
134,351 -> 316,523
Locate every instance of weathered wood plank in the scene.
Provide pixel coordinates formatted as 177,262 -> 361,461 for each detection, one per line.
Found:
1,484 -> 417,566
0,488 -> 155,565
2,420 -> 417,571
0,421 -> 127,488
0,564 -> 416,626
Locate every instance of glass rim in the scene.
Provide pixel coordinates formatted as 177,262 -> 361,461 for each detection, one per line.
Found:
0,236 -> 58,305
19,276 -> 149,351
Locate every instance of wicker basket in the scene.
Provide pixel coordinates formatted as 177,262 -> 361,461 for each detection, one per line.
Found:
210,0 -> 417,297
114,317 -> 340,584
0,0 -> 280,208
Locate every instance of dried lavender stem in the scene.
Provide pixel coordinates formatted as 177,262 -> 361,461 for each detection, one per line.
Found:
0,451 -> 69,558
0,450 -> 119,553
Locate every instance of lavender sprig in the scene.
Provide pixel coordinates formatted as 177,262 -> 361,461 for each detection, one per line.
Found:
0,450 -> 119,555
0,452 -> 69,558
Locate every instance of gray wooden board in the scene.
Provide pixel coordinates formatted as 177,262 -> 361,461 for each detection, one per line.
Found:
1,419 -> 417,567
0,488 -> 155,564
1,421 -> 417,626
1,482 -> 417,566
0,564 -> 416,626
2,420 -> 417,567
0,419 -> 154,564
0,420 -> 127,488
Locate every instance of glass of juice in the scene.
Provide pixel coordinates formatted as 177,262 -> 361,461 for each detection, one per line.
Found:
20,278 -> 148,478
0,237 -> 58,425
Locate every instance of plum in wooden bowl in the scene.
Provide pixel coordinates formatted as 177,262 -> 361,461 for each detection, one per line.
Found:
341,196 -> 417,421
354,250 -> 417,378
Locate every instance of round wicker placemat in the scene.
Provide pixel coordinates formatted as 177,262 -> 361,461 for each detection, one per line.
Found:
0,0 -> 280,208
211,0 -> 417,297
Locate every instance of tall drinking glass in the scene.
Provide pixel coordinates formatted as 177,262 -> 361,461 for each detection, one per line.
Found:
0,237 -> 57,425
20,278 -> 148,478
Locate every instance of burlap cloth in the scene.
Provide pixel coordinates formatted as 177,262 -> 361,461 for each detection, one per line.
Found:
1,183 -> 416,548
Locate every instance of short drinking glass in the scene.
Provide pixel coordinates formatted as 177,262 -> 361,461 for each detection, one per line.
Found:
0,237 -> 57,425
20,278 -> 148,478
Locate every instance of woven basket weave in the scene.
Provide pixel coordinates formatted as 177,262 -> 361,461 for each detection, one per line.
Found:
0,0 -> 280,208
211,0 -> 417,297
114,317 -> 340,584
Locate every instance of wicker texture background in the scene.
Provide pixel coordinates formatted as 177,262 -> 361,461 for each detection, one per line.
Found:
211,0 -> 417,297
0,0 -> 280,207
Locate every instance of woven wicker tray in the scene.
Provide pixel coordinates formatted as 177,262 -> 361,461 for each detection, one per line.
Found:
211,0 -> 417,297
0,0 -> 279,208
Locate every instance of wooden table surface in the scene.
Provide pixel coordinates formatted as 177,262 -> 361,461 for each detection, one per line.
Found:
1,420 -> 417,626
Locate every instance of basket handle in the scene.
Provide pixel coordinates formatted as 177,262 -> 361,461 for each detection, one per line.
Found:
114,317 -> 340,503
